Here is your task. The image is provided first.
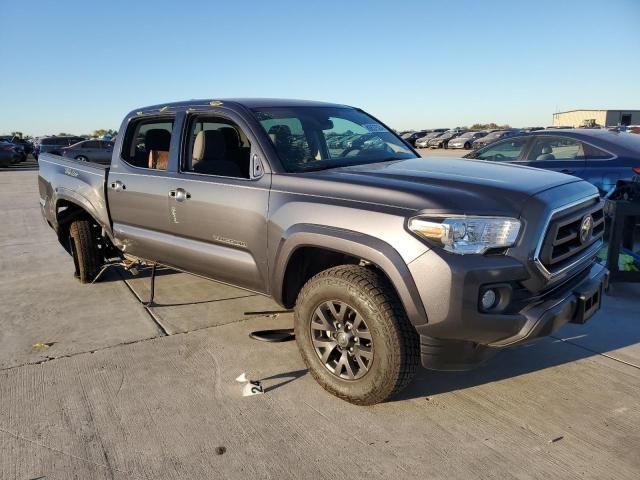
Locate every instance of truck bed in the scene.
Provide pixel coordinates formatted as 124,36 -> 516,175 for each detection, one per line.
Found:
37,152 -> 112,236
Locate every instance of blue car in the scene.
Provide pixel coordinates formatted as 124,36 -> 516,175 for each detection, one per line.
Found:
465,129 -> 640,194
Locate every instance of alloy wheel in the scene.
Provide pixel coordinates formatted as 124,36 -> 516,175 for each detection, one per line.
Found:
310,300 -> 374,380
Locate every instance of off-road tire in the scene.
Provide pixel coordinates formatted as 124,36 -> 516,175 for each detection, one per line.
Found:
69,219 -> 100,283
294,265 -> 420,405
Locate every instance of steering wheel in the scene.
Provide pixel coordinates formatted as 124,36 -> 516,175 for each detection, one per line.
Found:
492,153 -> 506,160
340,147 -> 361,157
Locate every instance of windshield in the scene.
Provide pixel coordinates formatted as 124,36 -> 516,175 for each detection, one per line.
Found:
252,106 -> 418,172
459,131 -> 477,138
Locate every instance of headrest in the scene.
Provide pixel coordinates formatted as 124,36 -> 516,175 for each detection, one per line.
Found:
145,129 -> 171,151
541,145 -> 552,154
268,124 -> 292,145
219,127 -> 241,150
193,130 -> 226,163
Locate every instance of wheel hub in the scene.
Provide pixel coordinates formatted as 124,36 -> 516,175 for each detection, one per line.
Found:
336,331 -> 350,348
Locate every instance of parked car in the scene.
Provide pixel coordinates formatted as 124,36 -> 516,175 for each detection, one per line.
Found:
401,130 -> 429,147
0,136 -> 33,156
427,130 -> 466,149
465,129 -> 640,194
415,131 -> 445,148
0,140 -> 27,162
448,131 -> 488,150
0,141 -> 21,167
39,98 -> 607,405
61,139 -> 114,164
35,136 -> 85,160
471,129 -> 521,149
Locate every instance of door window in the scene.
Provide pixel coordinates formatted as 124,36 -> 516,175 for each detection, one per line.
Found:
182,116 -> 251,179
528,136 -> 583,161
475,137 -> 529,161
83,140 -> 100,148
121,118 -> 174,170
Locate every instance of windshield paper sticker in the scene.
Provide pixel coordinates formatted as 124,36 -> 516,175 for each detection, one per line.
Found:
363,123 -> 386,133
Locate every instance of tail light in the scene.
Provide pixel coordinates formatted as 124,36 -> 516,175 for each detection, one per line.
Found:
633,166 -> 640,175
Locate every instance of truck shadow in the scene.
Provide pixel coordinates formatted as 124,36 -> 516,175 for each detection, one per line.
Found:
391,283 -> 640,403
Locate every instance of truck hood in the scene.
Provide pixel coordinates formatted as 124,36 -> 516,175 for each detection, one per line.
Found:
312,157 -> 585,216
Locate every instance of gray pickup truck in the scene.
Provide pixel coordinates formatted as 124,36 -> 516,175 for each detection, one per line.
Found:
38,98 -> 608,405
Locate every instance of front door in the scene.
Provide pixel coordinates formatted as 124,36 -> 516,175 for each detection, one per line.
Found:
165,111 -> 271,293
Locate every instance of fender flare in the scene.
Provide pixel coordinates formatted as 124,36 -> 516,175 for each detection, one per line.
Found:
53,188 -> 111,234
271,224 -> 428,327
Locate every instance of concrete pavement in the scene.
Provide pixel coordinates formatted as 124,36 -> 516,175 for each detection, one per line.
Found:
1,160 -> 639,479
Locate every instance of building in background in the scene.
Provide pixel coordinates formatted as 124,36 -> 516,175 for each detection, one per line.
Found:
552,109 -> 640,128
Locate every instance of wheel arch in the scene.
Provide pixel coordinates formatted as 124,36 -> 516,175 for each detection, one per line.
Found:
272,224 -> 428,327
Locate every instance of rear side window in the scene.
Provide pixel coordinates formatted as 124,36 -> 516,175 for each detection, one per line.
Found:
83,140 -> 100,148
121,117 -> 174,170
583,142 -> 613,160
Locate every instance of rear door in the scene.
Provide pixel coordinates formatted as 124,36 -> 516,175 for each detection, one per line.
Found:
80,140 -> 100,160
107,114 -> 177,264
165,110 -> 271,293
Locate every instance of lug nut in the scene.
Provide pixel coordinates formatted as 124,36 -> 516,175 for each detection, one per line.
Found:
354,337 -> 359,342
336,323 -> 342,329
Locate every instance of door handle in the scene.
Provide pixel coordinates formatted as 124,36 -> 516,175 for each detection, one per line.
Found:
169,188 -> 191,202
110,180 -> 125,191
560,169 -> 574,174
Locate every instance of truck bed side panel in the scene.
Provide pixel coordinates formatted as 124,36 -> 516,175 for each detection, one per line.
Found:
38,153 -> 112,237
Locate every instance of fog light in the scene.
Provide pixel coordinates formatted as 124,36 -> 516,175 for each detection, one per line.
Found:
481,289 -> 497,311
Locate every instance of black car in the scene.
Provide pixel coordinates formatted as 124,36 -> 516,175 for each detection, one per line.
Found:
471,129 -> 522,149
401,130 -> 430,147
465,129 -> 640,193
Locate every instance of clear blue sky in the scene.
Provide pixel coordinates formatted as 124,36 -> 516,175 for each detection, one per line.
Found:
1,0 -> 638,136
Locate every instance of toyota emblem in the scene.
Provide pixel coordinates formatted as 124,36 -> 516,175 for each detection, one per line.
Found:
579,215 -> 593,244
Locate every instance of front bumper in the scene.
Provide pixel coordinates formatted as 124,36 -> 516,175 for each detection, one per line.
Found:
408,249 -> 609,349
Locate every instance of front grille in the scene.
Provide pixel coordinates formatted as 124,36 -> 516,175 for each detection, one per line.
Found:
538,197 -> 604,275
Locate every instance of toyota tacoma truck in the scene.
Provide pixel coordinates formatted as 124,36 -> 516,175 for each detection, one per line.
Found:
38,99 -> 608,405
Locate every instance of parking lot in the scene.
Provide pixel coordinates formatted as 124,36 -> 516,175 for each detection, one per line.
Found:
1,156 -> 639,479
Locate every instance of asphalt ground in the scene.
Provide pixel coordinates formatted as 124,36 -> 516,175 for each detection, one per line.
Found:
1,155 -> 639,479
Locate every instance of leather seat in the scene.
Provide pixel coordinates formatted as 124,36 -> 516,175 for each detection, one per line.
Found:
192,130 -> 243,177
268,124 -> 304,166
219,127 -> 250,177
145,129 -> 171,170
536,145 -> 556,161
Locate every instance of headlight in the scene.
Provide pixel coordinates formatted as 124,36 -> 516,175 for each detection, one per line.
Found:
408,216 -> 521,254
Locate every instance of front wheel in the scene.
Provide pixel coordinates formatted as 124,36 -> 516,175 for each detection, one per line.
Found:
464,142 -> 471,150
294,265 -> 419,405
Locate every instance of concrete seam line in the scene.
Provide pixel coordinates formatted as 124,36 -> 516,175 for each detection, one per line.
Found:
115,269 -> 169,337
0,427 -> 147,479
550,335 -> 640,371
0,309 -> 280,372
